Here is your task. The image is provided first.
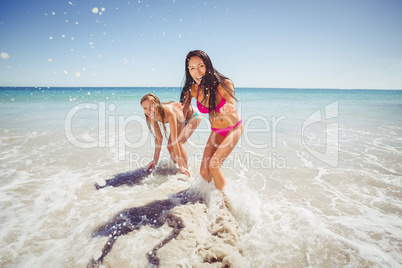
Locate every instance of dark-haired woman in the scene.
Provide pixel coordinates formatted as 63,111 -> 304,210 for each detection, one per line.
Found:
180,50 -> 243,196
140,93 -> 201,177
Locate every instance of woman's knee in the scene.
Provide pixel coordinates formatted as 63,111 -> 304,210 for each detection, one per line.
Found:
176,136 -> 187,146
178,143 -> 187,154
199,165 -> 210,179
167,143 -> 173,154
208,156 -> 222,172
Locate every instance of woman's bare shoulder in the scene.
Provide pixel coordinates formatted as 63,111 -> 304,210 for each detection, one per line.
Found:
223,79 -> 234,90
218,79 -> 235,97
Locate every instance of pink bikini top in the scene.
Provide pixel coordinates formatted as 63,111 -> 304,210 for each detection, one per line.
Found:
196,85 -> 226,114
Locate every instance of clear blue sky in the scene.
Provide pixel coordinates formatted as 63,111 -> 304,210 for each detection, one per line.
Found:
0,0 -> 401,89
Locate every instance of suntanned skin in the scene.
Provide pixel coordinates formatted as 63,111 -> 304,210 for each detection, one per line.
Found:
141,99 -> 201,177
182,56 -> 243,191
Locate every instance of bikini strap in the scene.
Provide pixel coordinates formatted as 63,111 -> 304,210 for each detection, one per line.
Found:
216,86 -> 224,99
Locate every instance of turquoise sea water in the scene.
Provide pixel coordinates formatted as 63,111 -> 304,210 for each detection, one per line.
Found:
0,87 -> 401,267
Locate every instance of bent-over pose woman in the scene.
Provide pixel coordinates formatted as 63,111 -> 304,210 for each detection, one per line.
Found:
140,93 -> 201,177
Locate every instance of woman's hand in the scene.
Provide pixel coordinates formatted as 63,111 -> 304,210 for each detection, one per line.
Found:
172,102 -> 185,122
219,103 -> 236,115
148,160 -> 157,171
179,166 -> 191,177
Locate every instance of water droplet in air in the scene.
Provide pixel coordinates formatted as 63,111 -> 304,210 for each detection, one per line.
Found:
1,52 -> 10,60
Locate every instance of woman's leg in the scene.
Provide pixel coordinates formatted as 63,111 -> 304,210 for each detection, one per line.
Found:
168,121 -> 193,168
176,115 -> 201,168
208,124 -> 244,191
200,131 -> 221,182
178,143 -> 188,168
166,135 -> 177,164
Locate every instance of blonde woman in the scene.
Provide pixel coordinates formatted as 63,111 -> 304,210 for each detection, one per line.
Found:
140,93 -> 201,177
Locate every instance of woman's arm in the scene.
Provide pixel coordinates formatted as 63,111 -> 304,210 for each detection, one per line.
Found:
219,80 -> 237,115
148,118 -> 163,171
165,108 -> 190,177
172,102 -> 186,122
183,88 -> 194,117
174,89 -> 194,121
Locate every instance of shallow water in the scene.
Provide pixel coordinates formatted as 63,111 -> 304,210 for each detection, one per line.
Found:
0,87 -> 401,267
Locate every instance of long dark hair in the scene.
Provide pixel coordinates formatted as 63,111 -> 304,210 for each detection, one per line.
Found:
140,93 -> 169,139
180,50 -> 236,116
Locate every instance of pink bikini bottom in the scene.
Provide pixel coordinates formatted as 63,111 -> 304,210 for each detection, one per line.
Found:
211,120 -> 242,137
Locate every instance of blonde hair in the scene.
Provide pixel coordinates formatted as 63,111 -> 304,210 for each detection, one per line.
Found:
140,93 -> 169,139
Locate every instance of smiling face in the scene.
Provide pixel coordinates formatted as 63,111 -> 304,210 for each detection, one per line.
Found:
141,99 -> 156,119
188,56 -> 206,85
